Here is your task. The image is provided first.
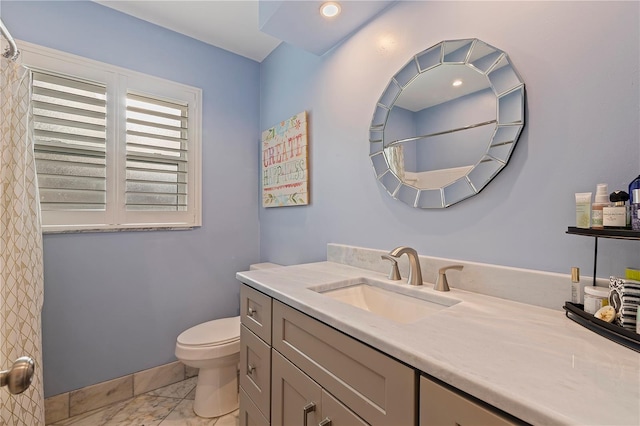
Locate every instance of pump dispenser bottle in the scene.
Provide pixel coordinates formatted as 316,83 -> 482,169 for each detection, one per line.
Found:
591,184 -> 608,229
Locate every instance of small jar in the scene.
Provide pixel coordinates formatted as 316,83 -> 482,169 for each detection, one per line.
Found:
584,286 -> 610,314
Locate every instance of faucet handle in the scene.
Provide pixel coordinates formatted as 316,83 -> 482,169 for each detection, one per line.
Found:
381,255 -> 401,280
434,265 -> 464,292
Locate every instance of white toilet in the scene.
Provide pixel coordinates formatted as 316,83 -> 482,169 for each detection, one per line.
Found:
175,316 -> 240,418
175,263 -> 281,418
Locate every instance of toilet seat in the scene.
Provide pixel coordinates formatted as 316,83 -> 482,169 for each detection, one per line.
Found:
175,316 -> 240,362
177,316 -> 240,347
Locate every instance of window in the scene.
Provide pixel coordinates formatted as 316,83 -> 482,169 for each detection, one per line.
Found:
32,72 -> 108,214
20,41 -> 202,232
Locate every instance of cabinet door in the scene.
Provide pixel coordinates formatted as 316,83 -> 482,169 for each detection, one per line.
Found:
321,389 -> 368,426
420,376 -> 518,426
239,389 -> 270,426
272,350 -> 322,426
240,325 -> 271,419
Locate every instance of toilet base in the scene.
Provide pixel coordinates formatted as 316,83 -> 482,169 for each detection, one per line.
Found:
192,357 -> 239,418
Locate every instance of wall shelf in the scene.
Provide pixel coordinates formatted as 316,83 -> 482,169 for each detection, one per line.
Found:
566,227 -> 640,241
566,226 -> 640,287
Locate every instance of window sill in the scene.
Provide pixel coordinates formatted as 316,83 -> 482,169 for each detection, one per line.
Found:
42,225 -> 197,234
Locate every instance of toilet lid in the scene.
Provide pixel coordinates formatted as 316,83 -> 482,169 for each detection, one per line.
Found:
177,316 -> 240,346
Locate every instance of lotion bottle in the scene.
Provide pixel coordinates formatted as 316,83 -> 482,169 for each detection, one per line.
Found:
575,192 -> 592,229
591,183 -> 608,229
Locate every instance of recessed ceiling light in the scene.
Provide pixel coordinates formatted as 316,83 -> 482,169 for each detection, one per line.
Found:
452,79 -> 463,87
320,2 -> 341,18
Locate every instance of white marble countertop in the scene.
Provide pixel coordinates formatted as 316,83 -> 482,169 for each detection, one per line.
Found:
236,261 -> 640,426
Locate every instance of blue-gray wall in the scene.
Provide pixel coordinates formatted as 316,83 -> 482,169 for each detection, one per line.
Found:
2,0 -> 639,399
260,2 -> 640,275
2,1 -> 261,396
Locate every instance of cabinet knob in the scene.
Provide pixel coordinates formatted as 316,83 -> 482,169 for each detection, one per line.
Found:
303,402 -> 316,426
319,418 -> 332,426
247,306 -> 256,317
247,364 -> 255,375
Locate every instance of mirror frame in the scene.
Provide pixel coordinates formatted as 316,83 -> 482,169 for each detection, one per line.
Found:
369,38 -> 525,208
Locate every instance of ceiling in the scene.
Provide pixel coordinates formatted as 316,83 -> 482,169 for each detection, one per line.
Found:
94,1 -> 396,62
94,1 -> 281,62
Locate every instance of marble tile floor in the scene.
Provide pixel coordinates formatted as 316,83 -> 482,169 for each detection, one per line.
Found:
49,377 -> 239,426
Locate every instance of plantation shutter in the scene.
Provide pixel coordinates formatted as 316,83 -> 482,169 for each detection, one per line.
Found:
32,71 -> 107,211
125,93 -> 188,212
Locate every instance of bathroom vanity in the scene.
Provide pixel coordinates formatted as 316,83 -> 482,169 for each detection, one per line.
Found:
236,260 -> 640,425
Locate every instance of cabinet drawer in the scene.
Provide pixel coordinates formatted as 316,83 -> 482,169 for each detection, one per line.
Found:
239,388 -> 270,426
240,284 -> 272,344
240,325 -> 271,419
420,375 -> 519,426
273,300 -> 415,425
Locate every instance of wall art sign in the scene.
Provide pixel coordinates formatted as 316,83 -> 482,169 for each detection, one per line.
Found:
261,111 -> 309,207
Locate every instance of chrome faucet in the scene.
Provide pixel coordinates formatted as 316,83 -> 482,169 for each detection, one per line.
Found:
388,246 -> 423,286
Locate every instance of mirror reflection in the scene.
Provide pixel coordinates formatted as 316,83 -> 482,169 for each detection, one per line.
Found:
369,39 -> 525,208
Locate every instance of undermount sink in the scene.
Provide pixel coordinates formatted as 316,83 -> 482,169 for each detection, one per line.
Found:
310,278 -> 460,324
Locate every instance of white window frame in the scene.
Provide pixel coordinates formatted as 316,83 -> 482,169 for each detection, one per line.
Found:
19,41 -> 202,233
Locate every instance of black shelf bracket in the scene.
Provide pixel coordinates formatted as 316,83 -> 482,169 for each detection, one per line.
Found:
566,227 -> 640,286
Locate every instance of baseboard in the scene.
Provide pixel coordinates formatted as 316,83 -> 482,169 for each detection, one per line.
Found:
44,361 -> 198,424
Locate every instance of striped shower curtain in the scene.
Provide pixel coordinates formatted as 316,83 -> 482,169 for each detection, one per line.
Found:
0,54 -> 45,425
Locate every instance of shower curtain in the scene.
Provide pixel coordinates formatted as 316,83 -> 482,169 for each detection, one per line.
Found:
0,55 -> 45,425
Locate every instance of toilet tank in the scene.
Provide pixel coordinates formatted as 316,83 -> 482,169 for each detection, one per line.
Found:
249,263 -> 282,270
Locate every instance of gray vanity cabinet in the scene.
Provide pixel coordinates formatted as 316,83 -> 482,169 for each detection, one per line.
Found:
239,284 -> 415,425
239,283 -> 521,426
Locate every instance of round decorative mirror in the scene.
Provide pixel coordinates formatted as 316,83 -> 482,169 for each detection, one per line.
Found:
369,38 -> 525,208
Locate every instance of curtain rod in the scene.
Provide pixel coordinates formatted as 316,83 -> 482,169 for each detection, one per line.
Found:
0,18 -> 20,61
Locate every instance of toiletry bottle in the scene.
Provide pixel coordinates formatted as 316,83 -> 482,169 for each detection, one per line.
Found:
603,190 -> 629,228
575,192 -> 592,229
629,175 -> 640,231
591,183 -> 608,229
571,267 -> 580,304
632,188 -> 640,231
629,175 -> 640,205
